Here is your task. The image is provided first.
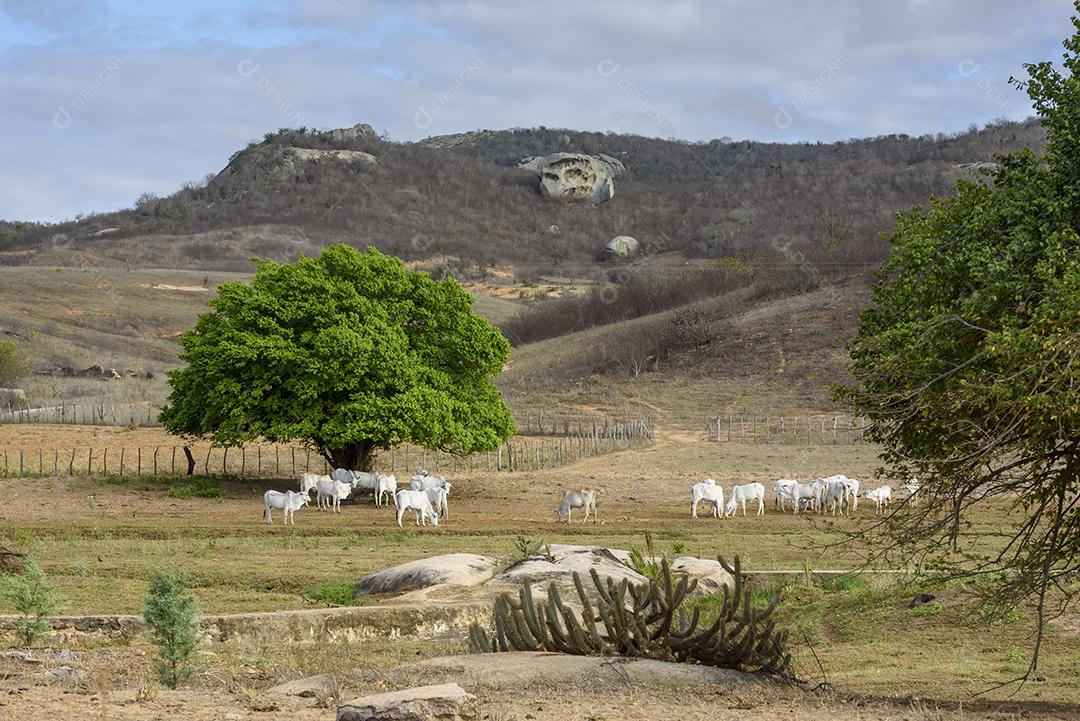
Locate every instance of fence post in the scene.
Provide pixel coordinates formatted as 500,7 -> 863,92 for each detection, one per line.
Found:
87,448 -> 93,476
154,447 -> 159,476
19,448 -> 24,476
171,446 -> 176,474
103,447 -> 109,475
137,447 -> 142,475
69,448 -> 76,475
120,447 -> 125,475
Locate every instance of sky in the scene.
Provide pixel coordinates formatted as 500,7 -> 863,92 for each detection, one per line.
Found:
0,0 -> 1075,222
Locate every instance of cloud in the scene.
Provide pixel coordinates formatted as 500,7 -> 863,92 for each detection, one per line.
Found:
0,0 -> 1073,221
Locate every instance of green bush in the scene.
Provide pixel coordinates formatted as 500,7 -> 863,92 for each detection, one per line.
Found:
0,340 -> 30,388
1,557 -> 64,647
305,580 -> 358,606
143,569 -> 201,688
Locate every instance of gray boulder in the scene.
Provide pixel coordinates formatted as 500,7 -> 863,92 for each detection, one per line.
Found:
492,545 -> 647,596
535,153 -> 617,202
267,673 -> 337,699
600,235 -> 640,259
356,553 -> 498,598
325,123 -> 377,143
670,556 -> 735,594
337,683 -> 477,721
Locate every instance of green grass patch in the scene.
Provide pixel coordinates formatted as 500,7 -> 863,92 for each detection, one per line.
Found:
304,580 -> 359,606
168,477 -> 224,499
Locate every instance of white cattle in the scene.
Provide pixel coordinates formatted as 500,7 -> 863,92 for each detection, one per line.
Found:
555,489 -> 598,524
865,485 -> 892,514
904,478 -> 921,506
395,489 -> 440,528
724,483 -> 766,517
842,477 -> 861,512
773,479 -> 798,512
819,477 -> 849,515
333,468 -> 380,492
314,475 -> 352,512
691,479 -> 724,518
790,482 -> 820,514
426,486 -> 449,521
299,472 -> 322,495
264,489 -> 311,525
375,474 -> 398,508
410,473 -> 453,496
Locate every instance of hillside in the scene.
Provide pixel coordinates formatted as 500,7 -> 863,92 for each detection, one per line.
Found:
0,120 -> 1044,282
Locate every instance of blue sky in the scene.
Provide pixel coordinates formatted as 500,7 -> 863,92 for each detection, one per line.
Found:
0,0 -> 1075,222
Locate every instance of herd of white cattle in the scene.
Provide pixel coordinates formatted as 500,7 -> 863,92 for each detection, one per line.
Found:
691,476 -> 920,519
262,468 -> 451,527
262,467 -> 920,527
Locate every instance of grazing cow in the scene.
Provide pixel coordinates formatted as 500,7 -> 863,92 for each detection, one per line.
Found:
691,479 -> 724,518
264,489 -> 311,525
299,472 -> 322,495
842,477 -> 861,512
395,489 -> 440,528
789,482 -> 819,514
865,485 -> 892,514
724,483 -> 766,517
375,474 -> 398,508
314,475 -> 352,512
410,473 -> 452,495
332,467 -> 381,492
555,489 -> 598,524
819,477 -> 849,515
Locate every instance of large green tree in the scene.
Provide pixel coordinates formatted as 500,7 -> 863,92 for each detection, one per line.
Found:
160,244 -> 515,470
842,7 -> 1080,678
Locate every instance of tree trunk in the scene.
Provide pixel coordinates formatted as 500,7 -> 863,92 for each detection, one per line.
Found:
182,446 -> 196,476
327,441 -> 376,472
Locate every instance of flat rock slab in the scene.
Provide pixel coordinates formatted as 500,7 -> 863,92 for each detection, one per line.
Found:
357,554 -> 498,598
338,682 -> 477,721
406,652 -> 756,691
267,673 -> 337,698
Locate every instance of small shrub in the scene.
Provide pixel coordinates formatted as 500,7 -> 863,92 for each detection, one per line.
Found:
305,580 -> 358,606
510,536 -> 552,562
1,557 -> 64,647
143,568 -> 201,688
624,532 -> 666,579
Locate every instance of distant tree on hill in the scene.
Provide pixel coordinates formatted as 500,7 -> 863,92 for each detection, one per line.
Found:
841,4 -> 1080,684
0,340 -> 29,387
160,244 -> 516,470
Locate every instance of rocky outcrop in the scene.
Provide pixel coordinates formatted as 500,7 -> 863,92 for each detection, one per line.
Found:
356,554 -> 498,598
491,545 -> 647,597
337,683 -> 477,721
267,673 -> 337,699
324,122 -> 376,143
535,153 -> 617,202
212,144 -> 376,188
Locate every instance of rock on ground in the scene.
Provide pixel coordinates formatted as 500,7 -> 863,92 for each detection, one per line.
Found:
491,545 -> 647,596
337,683 -> 477,721
267,673 -> 337,699
356,554 -> 498,598
670,556 -> 735,594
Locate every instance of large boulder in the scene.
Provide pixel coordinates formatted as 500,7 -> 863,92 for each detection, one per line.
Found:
492,545 -> 647,596
337,683 -> 477,721
535,153 -> 617,202
356,554 -> 498,598
600,235 -> 639,260
670,556 -> 735,594
267,673 -> 337,699
325,123 -> 377,143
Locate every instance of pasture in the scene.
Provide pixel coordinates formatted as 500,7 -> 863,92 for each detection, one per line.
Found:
2,422 -> 1079,711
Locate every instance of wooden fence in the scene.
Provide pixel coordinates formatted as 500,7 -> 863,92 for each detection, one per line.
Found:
0,403 -> 655,441
0,417 -> 653,479
706,415 -> 869,444
0,402 -> 159,427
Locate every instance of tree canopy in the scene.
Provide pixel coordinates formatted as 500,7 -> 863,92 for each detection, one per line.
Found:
160,244 -> 516,469
841,5 -> 1080,679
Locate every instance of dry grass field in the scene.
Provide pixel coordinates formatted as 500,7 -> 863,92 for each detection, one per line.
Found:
1,423 -> 1079,711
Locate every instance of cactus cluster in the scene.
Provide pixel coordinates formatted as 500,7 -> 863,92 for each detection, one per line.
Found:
468,555 -> 791,676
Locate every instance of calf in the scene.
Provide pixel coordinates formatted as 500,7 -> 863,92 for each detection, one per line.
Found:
555,489 -> 598,524
264,489 -> 311,525
865,485 -> 892,514
395,489 -> 440,528
691,479 -> 724,518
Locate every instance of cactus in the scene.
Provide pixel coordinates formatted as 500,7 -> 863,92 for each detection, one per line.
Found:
468,555 -> 791,676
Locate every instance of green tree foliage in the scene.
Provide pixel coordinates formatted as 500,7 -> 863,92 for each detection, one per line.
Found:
0,340 -> 30,387
143,569 -> 201,688
841,5 -> 1080,679
2,557 -> 64,647
160,244 -> 515,470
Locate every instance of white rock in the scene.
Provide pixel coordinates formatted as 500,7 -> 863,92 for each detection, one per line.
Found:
267,673 -> 337,698
356,554 -> 498,597
337,683 -> 477,721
